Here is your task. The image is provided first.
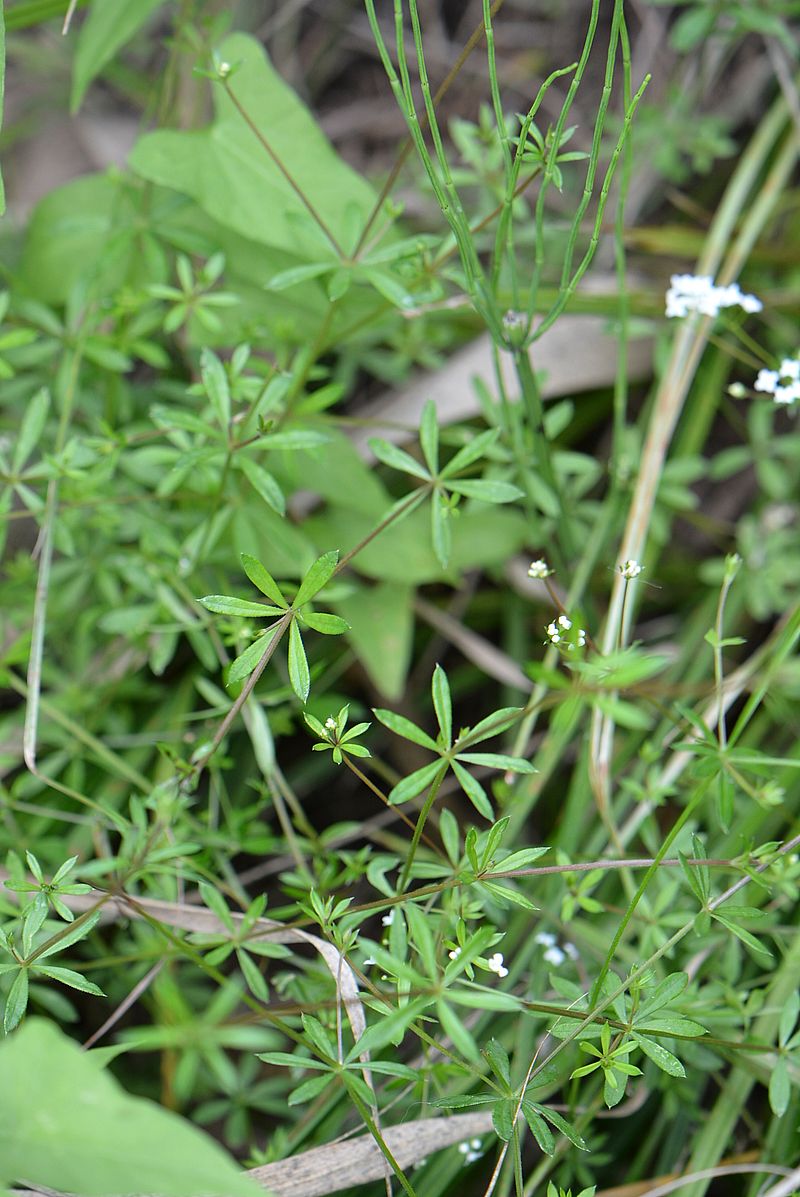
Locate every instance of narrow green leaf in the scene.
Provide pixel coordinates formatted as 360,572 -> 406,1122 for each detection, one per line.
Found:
521,1103 -> 554,1154
12,387 -> 49,473
200,596 -> 283,618
238,457 -> 285,515
35,912 -> 100,960
451,760 -> 494,820
200,348 -> 231,428
431,492 -> 451,568
457,707 -> 524,747
293,550 -> 339,607
769,1058 -> 790,1117
431,664 -> 452,746
199,883 -> 234,930
446,479 -> 525,503
368,438 -> 431,481
300,611 -> 349,635
456,751 -> 536,773
437,997 -> 480,1061
236,949 -> 268,1001
373,708 -> 439,752
492,1097 -> 516,1141
288,620 -> 310,702
347,995 -> 431,1060
712,913 -> 773,960
531,1101 -> 588,1150
419,400 -> 439,474
4,969 -> 28,1032
71,0 -> 164,112
240,553 -> 288,607
287,1074 -> 334,1106
631,1032 -> 685,1078
32,966 -> 104,996
440,428 -> 499,477
779,991 -> 799,1047
388,760 -> 443,805
483,1037 -> 511,1084
228,633 -> 274,685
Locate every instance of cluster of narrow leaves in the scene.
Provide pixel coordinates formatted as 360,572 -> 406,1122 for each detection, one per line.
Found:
374,663 -> 536,819
1,855 -> 102,1033
369,400 -> 523,567
200,551 -> 348,701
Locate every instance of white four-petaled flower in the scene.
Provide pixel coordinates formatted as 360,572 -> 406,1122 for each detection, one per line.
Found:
619,559 -> 643,579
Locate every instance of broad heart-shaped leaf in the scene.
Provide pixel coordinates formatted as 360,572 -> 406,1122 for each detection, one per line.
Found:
0,1018 -> 261,1195
293,550 -> 339,607
129,33 -> 379,260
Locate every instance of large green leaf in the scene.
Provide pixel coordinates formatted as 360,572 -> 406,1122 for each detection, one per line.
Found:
17,174 -> 149,304
334,581 -> 414,700
305,504 -> 530,585
71,0 -> 166,113
129,33 -> 379,258
0,1018 -> 262,1195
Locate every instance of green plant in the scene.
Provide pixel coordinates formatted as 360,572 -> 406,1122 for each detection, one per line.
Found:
0,2 -> 798,1196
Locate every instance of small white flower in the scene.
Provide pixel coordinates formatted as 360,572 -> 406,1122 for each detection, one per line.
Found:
487,952 -> 509,978
527,558 -> 553,579
381,909 -> 395,927
546,621 -> 561,644
754,356 -> 800,406
543,945 -> 566,966
362,957 -> 376,967
448,946 -> 461,961
325,716 -> 337,732
665,273 -> 762,319
619,559 -> 643,580
558,614 -> 571,629
459,1138 -> 484,1164
535,931 -> 557,947
564,941 -> 580,961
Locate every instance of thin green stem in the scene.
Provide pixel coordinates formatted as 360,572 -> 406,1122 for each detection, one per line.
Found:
398,762 -> 448,892
222,79 -> 343,258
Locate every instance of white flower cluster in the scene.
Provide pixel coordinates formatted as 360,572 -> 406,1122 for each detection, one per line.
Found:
546,614 -> 586,649
527,558 -> 553,579
665,274 -> 762,319
619,559 -> 643,580
458,1138 -> 484,1164
754,356 -> 800,406
535,931 -> 579,967
487,951 -> 509,978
